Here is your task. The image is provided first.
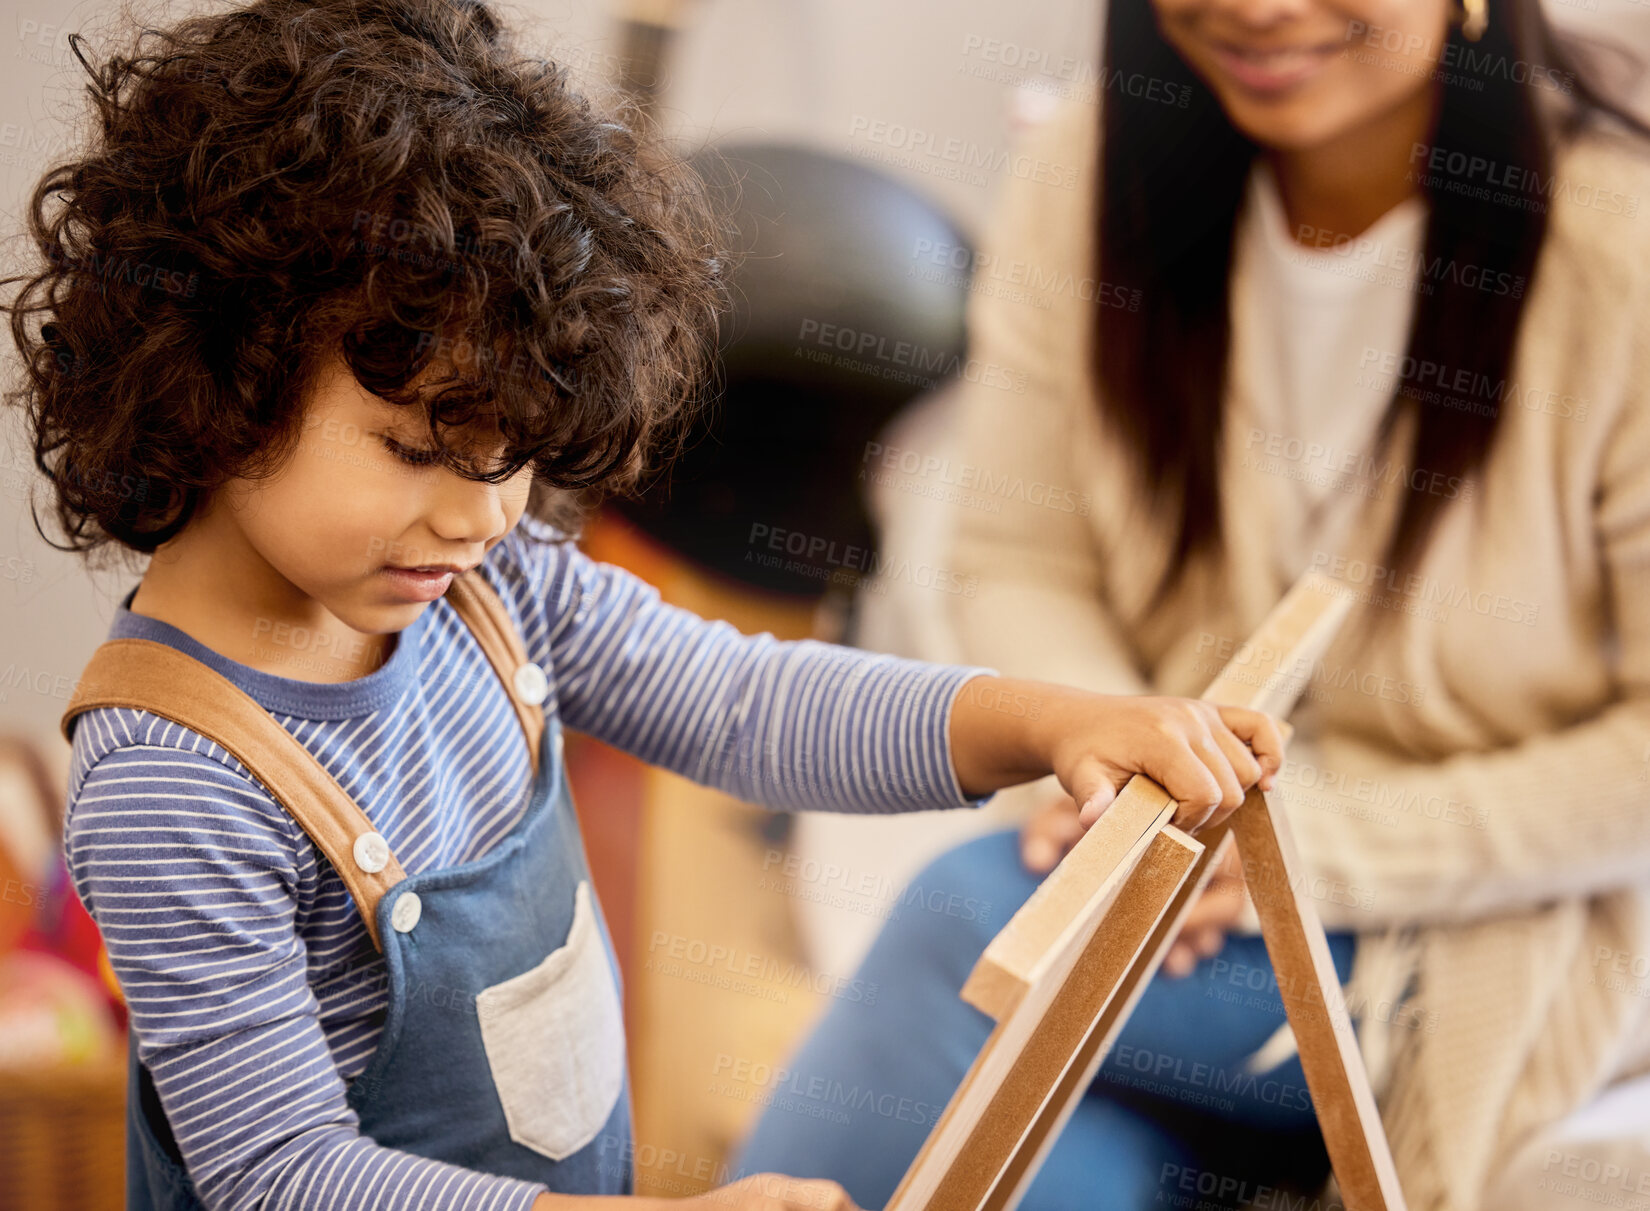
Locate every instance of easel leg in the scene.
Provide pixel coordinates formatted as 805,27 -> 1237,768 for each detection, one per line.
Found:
887,829 -> 1202,1211
983,826 -> 1232,1211
1230,788 -> 1407,1211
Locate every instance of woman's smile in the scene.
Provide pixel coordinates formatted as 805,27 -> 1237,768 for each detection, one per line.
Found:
1207,37 -> 1343,95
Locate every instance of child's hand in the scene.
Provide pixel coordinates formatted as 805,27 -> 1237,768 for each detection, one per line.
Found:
1056,696 -> 1287,832
949,678 -> 1288,835
532,1175 -> 858,1210
684,1174 -> 859,1209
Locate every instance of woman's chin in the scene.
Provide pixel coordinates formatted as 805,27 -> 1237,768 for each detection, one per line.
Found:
1220,98 -> 1361,155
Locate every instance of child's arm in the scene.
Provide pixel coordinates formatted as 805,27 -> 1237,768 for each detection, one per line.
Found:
501,525 -> 1281,825
64,743 -> 553,1211
503,524 -> 998,815
946,675 -> 1287,832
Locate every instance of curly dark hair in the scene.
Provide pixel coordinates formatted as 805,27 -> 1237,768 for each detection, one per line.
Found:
2,0 -> 730,569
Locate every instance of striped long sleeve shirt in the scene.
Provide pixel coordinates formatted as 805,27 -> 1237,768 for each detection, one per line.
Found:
62,514 -> 997,1211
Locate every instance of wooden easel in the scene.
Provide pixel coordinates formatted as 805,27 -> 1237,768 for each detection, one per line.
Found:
887,572 -> 1408,1211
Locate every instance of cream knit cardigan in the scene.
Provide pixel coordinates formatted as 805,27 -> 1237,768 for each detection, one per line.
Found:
938,97 -> 1650,1210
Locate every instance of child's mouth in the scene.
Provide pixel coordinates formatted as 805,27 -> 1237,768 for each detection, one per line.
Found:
381,565 -> 456,602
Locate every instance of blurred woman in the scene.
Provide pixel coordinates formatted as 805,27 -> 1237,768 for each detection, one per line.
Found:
735,1 -> 1650,1208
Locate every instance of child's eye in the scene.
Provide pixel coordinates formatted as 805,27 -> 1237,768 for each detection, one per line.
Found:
382,437 -> 444,467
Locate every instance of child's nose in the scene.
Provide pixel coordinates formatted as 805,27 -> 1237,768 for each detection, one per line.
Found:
426,470 -> 513,545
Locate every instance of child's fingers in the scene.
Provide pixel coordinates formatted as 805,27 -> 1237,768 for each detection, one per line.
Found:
1074,698 -> 1286,833
1073,759 -> 1121,827
1207,720 -> 1263,791
1216,706 -> 1290,789
797,1181 -> 858,1211
1192,711 -> 1256,805
1189,722 -> 1262,832
1197,795 -> 1244,834
1144,732 -> 1225,831
716,1175 -> 860,1210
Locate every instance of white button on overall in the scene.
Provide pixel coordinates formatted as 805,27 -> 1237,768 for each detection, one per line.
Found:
353,830 -> 390,874
513,662 -> 549,706
391,891 -> 422,933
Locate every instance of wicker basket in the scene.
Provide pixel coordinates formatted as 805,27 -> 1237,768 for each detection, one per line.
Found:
0,1046 -> 127,1211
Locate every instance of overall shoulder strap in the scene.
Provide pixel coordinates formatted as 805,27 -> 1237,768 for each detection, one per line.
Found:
60,637 -> 408,952
58,568 -> 546,950
443,569 -> 546,779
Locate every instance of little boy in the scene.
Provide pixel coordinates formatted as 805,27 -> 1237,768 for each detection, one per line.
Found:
8,1 -> 1284,1207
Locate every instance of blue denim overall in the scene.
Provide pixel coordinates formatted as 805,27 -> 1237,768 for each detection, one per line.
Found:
61,575 -> 635,1208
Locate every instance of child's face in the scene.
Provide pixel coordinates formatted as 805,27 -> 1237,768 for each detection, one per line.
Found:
211,347 -> 534,637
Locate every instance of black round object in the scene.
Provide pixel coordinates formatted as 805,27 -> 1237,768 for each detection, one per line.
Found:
609,142 -> 973,599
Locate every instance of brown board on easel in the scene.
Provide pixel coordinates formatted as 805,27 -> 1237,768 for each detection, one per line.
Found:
886,572 -> 1408,1211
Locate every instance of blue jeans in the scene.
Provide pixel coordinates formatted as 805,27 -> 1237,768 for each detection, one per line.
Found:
733,828 -> 1357,1211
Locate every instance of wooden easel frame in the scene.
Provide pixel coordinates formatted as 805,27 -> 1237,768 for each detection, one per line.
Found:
887,572 -> 1408,1211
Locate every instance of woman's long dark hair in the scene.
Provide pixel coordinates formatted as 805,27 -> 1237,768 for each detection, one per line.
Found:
1096,1 -> 1648,615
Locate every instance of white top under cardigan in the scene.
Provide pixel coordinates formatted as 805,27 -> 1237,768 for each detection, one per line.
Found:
1234,161 -> 1428,586
839,96 -> 1650,1211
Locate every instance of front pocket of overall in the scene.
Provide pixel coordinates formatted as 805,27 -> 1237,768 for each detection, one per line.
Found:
476,879 -> 626,1162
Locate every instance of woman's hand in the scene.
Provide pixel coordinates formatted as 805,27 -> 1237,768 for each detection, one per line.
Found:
949,677 -> 1288,834
1019,791 -> 1249,977
1018,788 -> 1087,875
